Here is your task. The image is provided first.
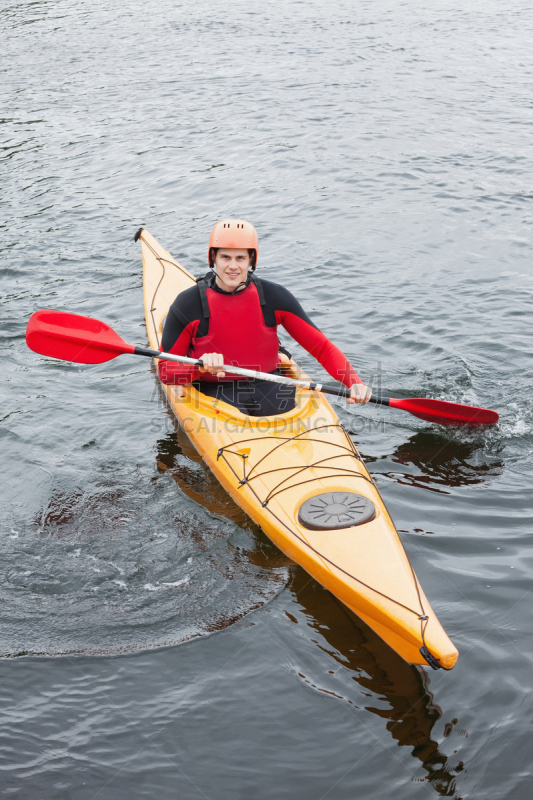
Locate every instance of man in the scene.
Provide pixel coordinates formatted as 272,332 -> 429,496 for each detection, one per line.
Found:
159,219 -> 371,415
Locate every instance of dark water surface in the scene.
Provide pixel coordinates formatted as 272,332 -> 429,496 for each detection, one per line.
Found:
2,0 -> 533,797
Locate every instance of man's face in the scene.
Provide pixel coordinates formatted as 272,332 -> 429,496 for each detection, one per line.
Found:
213,248 -> 252,291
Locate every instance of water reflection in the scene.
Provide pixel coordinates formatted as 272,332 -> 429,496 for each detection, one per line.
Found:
34,486 -> 128,533
156,424 -> 261,530
287,569 -> 465,797
378,429 -> 504,494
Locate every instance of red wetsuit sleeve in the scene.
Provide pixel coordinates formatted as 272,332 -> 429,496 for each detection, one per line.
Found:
276,310 -> 362,387
158,319 -> 202,385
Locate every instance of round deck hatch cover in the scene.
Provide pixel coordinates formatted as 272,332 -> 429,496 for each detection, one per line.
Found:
298,492 -> 376,530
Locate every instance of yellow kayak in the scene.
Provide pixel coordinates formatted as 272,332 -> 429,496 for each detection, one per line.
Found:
138,229 -> 458,670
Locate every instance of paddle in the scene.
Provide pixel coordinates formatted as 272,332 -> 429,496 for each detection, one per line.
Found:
26,310 -> 499,426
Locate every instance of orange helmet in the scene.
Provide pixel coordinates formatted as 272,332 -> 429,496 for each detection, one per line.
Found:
208,219 -> 259,270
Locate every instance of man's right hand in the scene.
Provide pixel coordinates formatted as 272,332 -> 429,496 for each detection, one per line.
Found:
347,382 -> 372,404
198,352 -> 226,377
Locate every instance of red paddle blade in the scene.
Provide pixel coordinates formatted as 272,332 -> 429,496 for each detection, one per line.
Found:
389,397 -> 499,426
26,310 -> 135,364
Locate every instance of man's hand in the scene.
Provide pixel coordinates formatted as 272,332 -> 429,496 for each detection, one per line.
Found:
199,352 -> 225,378
347,383 -> 372,404
278,352 -> 293,367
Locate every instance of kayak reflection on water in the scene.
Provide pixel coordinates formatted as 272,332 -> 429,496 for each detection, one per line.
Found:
286,569 -> 466,797
374,429 -> 504,493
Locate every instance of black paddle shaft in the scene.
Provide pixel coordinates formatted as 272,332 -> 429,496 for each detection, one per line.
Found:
319,383 -> 389,406
134,345 -> 203,366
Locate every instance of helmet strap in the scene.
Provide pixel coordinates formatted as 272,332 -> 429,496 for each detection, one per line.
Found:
209,270 -> 253,295
230,273 -> 252,295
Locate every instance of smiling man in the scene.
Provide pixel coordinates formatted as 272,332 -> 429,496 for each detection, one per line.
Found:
159,219 -> 371,416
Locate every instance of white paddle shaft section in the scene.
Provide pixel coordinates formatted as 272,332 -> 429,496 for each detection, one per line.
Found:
132,345 -> 353,396
159,349 -> 320,389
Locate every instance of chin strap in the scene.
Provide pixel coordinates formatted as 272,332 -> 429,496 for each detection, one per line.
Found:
230,277 -> 251,295
209,269 -> 254,295
196,271 -> 265,320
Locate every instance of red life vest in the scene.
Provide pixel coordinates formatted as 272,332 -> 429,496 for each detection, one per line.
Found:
188,278 -> 279,382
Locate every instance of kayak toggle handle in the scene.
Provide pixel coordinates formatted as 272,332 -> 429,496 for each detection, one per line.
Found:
420,645 -> 443,671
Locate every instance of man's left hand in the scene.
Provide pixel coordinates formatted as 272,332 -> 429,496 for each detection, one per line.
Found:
347,383 -> 372,404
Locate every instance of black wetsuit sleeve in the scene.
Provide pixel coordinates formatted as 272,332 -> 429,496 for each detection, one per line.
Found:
161,285 -> 205,352
158,286 -> 205,385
